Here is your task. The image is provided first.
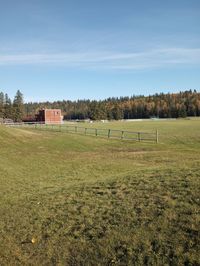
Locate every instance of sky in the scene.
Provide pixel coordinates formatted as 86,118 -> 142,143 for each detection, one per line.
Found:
0,0 -> 200,102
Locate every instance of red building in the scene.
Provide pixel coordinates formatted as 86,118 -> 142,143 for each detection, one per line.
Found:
36,109 -> 63,124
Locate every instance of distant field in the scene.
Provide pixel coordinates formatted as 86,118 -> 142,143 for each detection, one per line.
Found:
0,120 -> 200,265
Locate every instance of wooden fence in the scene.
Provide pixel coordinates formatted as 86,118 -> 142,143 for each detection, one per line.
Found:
6,122 -> 158,143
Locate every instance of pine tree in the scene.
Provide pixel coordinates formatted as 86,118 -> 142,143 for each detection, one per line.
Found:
4,93 -> 13,119
0,92 -> 5,119
178,104 -> 187,118
13,90 -> 24,122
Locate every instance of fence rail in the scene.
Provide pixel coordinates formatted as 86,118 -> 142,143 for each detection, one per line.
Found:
5,122 -> 158,143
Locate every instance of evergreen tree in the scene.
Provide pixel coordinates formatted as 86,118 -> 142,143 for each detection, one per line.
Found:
178,104 -> 187,118
4,94 -> 13,119
0,92 -> 5,118
13,90 -> 24,122
112,104 -> 124,120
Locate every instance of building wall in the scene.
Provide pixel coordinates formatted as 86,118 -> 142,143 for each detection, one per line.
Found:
36,109 -> 63,124
45,109 -> 62,124
35,110 -> 45,122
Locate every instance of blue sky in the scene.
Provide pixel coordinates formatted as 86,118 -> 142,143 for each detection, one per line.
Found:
0,0 -> 200,102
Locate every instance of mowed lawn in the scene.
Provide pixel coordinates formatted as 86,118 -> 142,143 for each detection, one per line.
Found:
0,119 -> 200,265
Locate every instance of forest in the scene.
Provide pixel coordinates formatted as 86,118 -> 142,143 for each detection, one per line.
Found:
0,90 -> 200,122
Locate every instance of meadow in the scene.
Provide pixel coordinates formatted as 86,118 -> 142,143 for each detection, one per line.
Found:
0,119 -> 200,265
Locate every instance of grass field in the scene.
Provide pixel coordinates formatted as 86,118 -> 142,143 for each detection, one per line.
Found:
0,119 -> 200,265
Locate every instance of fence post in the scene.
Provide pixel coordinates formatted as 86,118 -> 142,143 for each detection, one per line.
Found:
156,129 -> 158,143
85,128 -> 87,135
108,129 -> 111,138
138,132 -> 141,142
121,131 -> 124,140
95,128 -> 98,136
75,126 -> 77,133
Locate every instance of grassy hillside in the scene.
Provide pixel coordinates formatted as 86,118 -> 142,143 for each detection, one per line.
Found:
0,120 -> 200,265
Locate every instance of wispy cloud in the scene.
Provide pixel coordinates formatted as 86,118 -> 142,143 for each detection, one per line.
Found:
0,48 -> 200,70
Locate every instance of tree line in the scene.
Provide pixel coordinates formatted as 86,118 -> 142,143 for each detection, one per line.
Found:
24,90 -> 200,120
1,90 -> 200,122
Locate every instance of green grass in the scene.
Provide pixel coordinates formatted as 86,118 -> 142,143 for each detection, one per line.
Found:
0,120 -> 200,265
